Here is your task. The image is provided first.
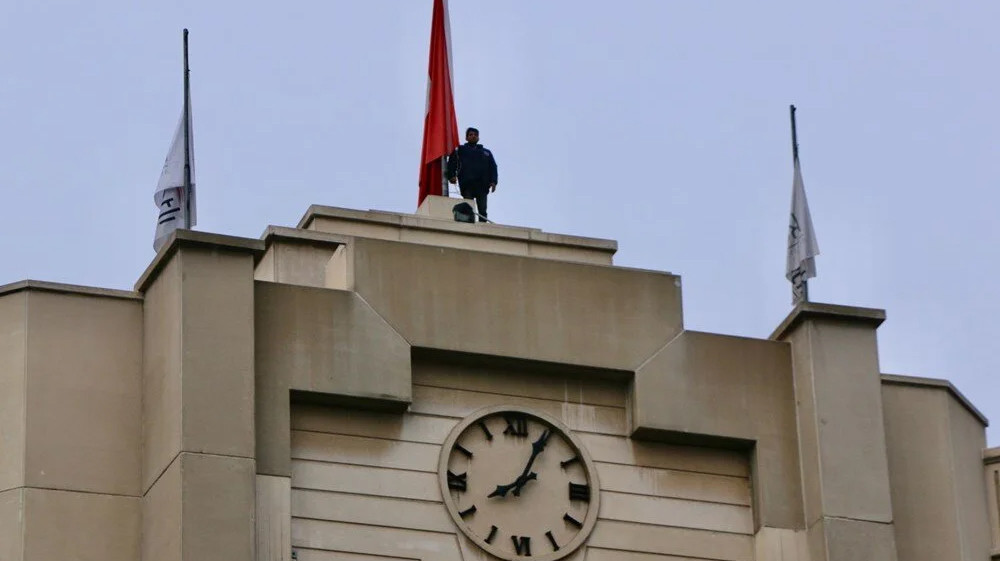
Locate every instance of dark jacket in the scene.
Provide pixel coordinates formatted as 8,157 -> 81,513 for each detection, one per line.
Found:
446,143 -> 498,191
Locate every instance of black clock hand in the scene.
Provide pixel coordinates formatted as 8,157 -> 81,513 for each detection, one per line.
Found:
521,429 -> 551,475
488,429 -> 551,499
511,429 -> 551,495
487,472 -> 537,498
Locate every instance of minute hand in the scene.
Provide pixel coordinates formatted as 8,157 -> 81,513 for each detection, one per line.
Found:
511,429 -> 551,496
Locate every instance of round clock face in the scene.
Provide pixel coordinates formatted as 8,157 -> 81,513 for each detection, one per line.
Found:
438,406 -> 600,561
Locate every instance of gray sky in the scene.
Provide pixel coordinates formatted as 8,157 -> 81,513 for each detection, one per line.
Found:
2,1 -> 998,442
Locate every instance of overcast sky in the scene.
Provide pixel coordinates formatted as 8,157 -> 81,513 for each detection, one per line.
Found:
2,1 -> 997,443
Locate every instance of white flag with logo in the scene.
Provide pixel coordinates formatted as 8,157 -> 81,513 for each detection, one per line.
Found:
785,158 -> 819,304
153,99 -> 195,252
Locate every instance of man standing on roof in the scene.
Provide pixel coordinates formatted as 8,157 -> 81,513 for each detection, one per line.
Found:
447,127 -> 498,222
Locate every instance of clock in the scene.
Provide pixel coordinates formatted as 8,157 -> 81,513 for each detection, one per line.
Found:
438,405 -> 600,560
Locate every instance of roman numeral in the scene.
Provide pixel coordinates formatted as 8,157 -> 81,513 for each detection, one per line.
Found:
563,513 -> 583,528
503,414 -> 529,437
454,444 -> 473,458
478,421 -> 493,440
511,535 -> 531,556
560,455 -> 580,468
545,530 -> 560,551
447,471 -> 467,491
458,505 -> 477,518
569,482 -> 590,502
485,525 -> 498,544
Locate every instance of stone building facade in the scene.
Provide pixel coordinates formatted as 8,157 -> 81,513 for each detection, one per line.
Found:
0,197 -> 998,561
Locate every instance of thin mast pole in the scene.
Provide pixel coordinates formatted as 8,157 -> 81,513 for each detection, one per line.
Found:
790,104 -> 799,163
441,156 -> 449,197
182,29 -> 192,229
790,104 -> 807,302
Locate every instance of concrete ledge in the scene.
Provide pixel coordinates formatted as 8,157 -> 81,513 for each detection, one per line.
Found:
985,447 -> 1000,465
260,225 -> 350,247
254,282 -> 411,476
343,237 -> 681,372
412,347 -> 633,382
882,373 -> 989,427
298,203 -> 618,253
632,330 -> 802,530
290,389 -> 409,413
0,280 -> 141,301
256,227 -> 351,287
24,487 -> 140,561
771,302 -> 886,341
135,229 -> 265,292
416,194 -> 479,221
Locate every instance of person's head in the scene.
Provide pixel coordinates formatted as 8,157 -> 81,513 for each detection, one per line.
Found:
465,127 -> 479,144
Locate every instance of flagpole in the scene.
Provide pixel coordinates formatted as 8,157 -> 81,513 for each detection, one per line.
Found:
789,104 -> 807,302
182,29 -> 192,230
441,156 -> 449,197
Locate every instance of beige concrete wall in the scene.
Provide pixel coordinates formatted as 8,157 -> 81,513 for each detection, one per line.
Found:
300,205 -> 617,266
22,488 -> 140,561
143,454 -> 182,561
142,453 -> 256,561
948,395 -> 991,561
178,249 -> 256,458
143,255 -> 183,493
773,304 -> 898,560
143,246 -> 256,489
802,321 -> 893,522
0,284 -> 142,561
23,290 -> 142,496
0,488 -> 24,561
255,281 -> 411,477
985,449 -> 1000,558
754,527 -> 809,560
288,360 -> 754,561
811,516 -> 899,560
882,384 -> 959,560
342,237 -> 682,371
254,238 -> 341,288
0,292 -> 26,494
139,235 -> 262,561
632,331 -> 802,531
882,378 -> 992,561
256,475 -> 291,561
181,453 -> 256,561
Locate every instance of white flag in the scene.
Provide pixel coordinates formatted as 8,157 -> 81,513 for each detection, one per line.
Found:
153,98 -> 195,252
786,158 -> 819,304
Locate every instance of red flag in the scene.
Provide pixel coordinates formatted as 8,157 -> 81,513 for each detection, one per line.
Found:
418,0 -> 459,205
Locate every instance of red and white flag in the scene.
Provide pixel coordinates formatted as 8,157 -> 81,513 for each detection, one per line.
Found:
417,0 -> 459,206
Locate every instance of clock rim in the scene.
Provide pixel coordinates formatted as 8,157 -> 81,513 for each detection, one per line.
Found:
437,404 -> 602,561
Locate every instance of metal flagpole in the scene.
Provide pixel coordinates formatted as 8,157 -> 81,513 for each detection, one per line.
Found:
441,156 -> 450,197
790,104 -> 807,302
182,29 -> 193,229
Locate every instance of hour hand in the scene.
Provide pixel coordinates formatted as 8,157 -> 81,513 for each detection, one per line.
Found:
487,481 -> 517,499
488,472 -> 537,499
511,472 -> 537,496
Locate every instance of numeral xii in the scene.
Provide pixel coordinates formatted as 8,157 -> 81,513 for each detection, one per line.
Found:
503,414 -> 529,437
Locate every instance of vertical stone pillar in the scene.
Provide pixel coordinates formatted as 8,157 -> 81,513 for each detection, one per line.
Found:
984,448 -> 1000,559
138,232 -> 264,561
771,302 -> 898,560
0,283 -> 144,561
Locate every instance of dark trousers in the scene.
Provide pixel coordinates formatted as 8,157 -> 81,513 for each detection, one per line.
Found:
459,184 -> 488,222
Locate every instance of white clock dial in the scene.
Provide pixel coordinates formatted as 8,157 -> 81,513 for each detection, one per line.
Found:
438,406 -> 600,561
